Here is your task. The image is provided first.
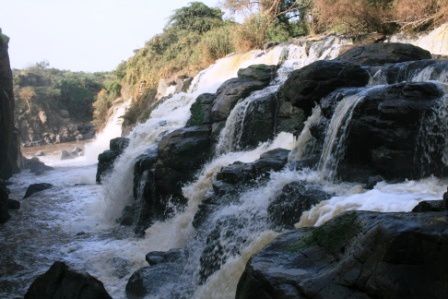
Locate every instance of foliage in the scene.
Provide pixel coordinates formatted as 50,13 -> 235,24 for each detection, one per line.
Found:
168,2 -> 224,33
14,63 -> 105,123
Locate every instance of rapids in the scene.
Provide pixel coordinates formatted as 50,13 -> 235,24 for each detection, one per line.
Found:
2,25 -> 448,299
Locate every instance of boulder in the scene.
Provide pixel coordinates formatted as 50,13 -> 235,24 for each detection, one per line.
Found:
186,93 -> 215,126
237,211 -> 448,299
412,200 -> 446,212
23,157 -> 53,175
155,126 -> 212,201
24,183 -> 53,198
330,82 -> 447,181
279,60 -> 370,114
7,199 -> 20,210
25,261 -> 111,299
126,250 -> 184,299
268,181 -> 332,229
96,137 -> 129,183
211,78 -> 269,122
237,64 -> 278,83
216,149 -> 290,188
194,149 -> 290,228
337,43 -> 432,66
238,93 -> 277,150
145,249 -> 184,266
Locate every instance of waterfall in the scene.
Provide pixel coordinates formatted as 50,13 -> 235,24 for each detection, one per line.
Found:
288,105 -> 322,162
317,93 -> 365,180
215,85 -> 279,155
101,46 -> 294,223
37,99 -> 130,167
415,94 -> 448,177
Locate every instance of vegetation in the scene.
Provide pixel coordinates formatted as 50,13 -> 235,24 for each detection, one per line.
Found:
92,0 -> 448,129
14,62 -> 105,122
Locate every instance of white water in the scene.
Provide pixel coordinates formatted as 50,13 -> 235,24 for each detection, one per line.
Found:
392,23 -> 448,56
37,99 -> 130,167
318,94 -> 365,179
3,28 -> 448,299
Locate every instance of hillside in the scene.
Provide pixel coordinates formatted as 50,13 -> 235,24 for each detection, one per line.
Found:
14,64 -> 106,146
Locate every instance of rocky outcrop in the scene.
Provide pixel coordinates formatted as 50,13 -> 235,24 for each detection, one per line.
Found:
322,82 -> 448,181
96,137 -> 129,183
237,211 -> 448,299
268,181 -> 331,229
155,125 -> 212,200
279,60 -> 370,115
211,65 -> 277,122
22,157 -> 53,175
0,180 -> 11,223
373,59 -> 448,84
0,30 -> 19,180
24,183 -> 53,198
337,43 -> 432,66
25,261 -> 111,299
126,249 -> 185,299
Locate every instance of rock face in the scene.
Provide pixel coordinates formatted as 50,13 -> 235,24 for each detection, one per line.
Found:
279,60 -> 370,114
237,211 -> 448,299
22,157 -> 53,175
0,31 -> 19,180
96,137 -> 129,183
268,181 -> 331,229
0,180 -> 11,223
211,65 -> 277,122
326,82 -> 448,181
154,126 -> 212,201
25,261 -> 111,299
337,43 -> 432,66
24,183 -> 53,198
126,250 -> 185,299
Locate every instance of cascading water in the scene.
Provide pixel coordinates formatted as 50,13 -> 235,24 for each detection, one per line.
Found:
317,93 -> 365,180
4,29 -> 448,299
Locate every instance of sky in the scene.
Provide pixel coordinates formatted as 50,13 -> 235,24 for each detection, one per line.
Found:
0,0 -> 220,72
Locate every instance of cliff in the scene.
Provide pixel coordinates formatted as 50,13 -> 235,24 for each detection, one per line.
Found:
0,30 -> 18,179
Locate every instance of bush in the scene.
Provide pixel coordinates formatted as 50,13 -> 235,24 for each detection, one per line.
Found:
196,25 -> 236,64
233,14 -> 272,51
393,0 -> 448,31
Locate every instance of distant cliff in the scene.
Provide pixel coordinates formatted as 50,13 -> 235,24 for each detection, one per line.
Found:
13,65 -> 105,146
0,30 -> 18,179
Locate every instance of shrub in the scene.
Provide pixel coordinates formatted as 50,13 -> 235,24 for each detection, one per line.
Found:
393,0 -> 448,31
196,25 -> 236,64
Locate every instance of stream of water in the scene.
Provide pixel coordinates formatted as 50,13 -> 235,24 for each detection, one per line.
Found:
1,25 -> 448,299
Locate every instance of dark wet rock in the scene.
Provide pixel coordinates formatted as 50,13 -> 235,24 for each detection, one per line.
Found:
238,93 -> 277,150
96,137 -> 129,183
279,60 -> 369,115
194,149 -> 290,229
24,183 -> 53,198
237,64 -> 278,83
126,250 -> 185,299
276,101 -> 306,136
237,211 -> 448,299
331,82 -> 447,181
268,181 -> 331,229
0,30 -> 19,180
155,125 -> 212,201
337,43 -> 432,66
7,199 -> 20,210
145,249 -> 184,266
216,149 -> 289,187
0,180 -> 11,223
211,78 -> 269,122
23,157 -> 53,175
25,261 -> 111,299
412,200 -> 446,212
186,93 -> 215,126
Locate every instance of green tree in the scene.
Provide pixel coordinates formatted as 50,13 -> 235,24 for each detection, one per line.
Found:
167,2 -> 224,33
